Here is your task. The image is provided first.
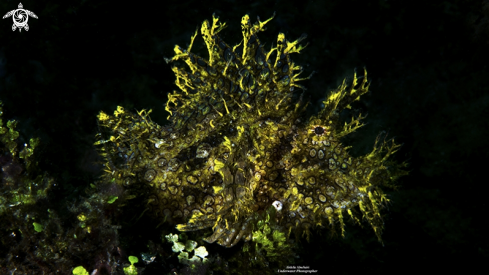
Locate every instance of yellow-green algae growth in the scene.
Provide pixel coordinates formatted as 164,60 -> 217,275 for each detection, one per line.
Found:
95,13 -> 407,251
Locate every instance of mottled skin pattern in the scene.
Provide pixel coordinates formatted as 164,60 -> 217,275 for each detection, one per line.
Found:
96,14 -> 407,248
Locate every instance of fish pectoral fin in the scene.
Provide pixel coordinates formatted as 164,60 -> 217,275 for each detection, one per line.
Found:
176,219 -> 214,232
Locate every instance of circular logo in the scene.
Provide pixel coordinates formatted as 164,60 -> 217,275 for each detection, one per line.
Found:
13,9 -> 28,27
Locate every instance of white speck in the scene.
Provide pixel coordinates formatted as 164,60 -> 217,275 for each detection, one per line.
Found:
272,201 -> 283,211
154,139 -> 164,148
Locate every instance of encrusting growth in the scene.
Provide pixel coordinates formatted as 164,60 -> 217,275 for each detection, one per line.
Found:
95,13 -> 407,250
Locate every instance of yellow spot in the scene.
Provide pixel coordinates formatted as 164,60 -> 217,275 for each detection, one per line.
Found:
213,186 -> 223,194
97,112 -> 109,121
318,150 -> 325,159
318,194 -> 327,203
168,186 -> 178,195
213,159 -> 225,171
114,106 -> 125,117
77,214 -> 87,222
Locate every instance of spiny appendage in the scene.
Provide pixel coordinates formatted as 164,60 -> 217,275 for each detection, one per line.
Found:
163,13 -> 313,124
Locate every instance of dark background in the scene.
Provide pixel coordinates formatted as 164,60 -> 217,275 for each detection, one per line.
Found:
0,0 -> 487,273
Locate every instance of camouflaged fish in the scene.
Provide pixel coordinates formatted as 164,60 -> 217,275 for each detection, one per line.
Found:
96,13 -> 407,248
